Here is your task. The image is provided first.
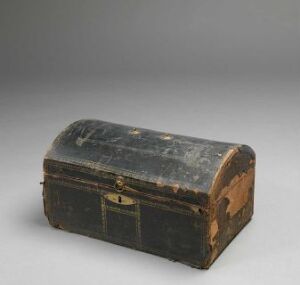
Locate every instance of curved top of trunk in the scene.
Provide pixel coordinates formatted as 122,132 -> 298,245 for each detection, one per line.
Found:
45,119 -> 254,196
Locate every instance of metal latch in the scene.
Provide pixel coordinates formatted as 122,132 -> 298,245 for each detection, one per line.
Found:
114,176 -> 125,192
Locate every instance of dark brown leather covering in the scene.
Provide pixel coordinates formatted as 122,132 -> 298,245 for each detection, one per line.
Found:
43,119 -> 255,268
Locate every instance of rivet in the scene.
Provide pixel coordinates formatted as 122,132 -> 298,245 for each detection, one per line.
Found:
161,133 -> 173,140
129,128 -> 140,135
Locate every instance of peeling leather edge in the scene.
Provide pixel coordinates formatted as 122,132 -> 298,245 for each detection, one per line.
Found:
204,145 -> 255,268
203,146 -> 240,268
208,146 -> 241,198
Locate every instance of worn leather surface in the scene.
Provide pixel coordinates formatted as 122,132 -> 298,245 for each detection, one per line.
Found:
43,119 -> 255,268
46,119 -> 239,193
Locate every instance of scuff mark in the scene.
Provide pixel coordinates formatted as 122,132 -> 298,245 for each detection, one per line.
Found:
76,129 -> 96,146
210,219 -> 218,247
208,219 -> 219,264
172,183 -> 180,193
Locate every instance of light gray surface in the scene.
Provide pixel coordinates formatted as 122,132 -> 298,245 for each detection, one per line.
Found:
1,1 -> 300,284
1,0 -> 300,77
1,75 -> 300,284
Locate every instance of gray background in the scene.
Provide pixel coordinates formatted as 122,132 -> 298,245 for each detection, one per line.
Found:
0,1 -> 299,284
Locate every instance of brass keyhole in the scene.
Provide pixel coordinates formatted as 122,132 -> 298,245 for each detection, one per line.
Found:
104,193 -> 136,205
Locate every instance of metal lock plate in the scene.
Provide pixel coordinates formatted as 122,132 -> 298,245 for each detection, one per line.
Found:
104,193 -> 136,206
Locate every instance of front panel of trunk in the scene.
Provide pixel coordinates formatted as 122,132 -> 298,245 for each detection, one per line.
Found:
44,174 -> 208,266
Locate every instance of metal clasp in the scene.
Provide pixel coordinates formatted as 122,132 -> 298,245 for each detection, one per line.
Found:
114,176 -> 125,192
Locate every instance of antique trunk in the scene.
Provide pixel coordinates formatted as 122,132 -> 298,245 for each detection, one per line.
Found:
42,119 -> 255,268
